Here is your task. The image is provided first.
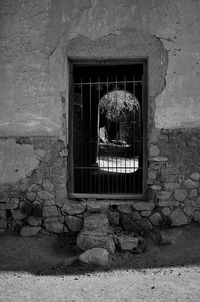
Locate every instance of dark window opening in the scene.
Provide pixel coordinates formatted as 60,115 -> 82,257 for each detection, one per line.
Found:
68,61 -> 147,198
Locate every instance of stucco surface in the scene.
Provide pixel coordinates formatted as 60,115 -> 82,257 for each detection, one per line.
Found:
0,0 -> 200,136
0,138 -> 46,185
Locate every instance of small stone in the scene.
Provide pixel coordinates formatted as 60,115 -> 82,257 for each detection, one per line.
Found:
37,190 -> 54,200
169,209 -> 189,226
44,221 -> 64,233
43,179 -> 54,192
43,199 -> 55,206
28,184 -> 41,192
79,248 -> 109,266
185,199 -> 196,207
164,183 -> 181,191
28,216 -> 42,227
65,215 -> 83,232
43,206 -> 59,217
0,219 -> 7,229
163,174 -> 178,182
61,200 -> 86,215
59,149 -> 68,157
52,175 -> 66,184
108,211 -> 120,226
59,215 -> 65,223
140,219 -> 153,233
87,202 -> 109,213
149,213 -> 162,226
183,179 -> 199,189
156,191 -> 171,200
189,189 -> 198,199
25,192 -> 36,201
0,210 -> 6,220
11,210 -> 26,220
149,162 -> 163,170
190,172 -> 200,181
140,211 -> 151,217
131,211 -> 142,221
132,202 -> 155,211
118,204 -> 132,214
161,207 -> 171,216
194,211 -> 200,222
148,170 -> 157,180
121,215 -> 138,232
150,185 -> 161,191
20,226 -> 41,237
118,235 -> 138,251
183,207 -> 194,217
149,144 -> 160,157
149,157 -> 168,162
174,189 -> 187,201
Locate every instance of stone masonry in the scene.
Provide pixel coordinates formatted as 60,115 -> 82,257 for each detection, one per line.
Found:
0,0 -> 200,255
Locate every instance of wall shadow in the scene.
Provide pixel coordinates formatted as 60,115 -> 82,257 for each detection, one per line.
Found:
0,223 -> 200,276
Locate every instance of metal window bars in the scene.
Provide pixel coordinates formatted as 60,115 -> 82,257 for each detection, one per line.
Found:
70,67 -> 145,197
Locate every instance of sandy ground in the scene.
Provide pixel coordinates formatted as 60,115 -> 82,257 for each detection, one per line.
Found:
1,224 -> 200,302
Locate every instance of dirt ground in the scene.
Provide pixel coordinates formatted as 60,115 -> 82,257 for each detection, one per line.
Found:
1,223 -> 200,302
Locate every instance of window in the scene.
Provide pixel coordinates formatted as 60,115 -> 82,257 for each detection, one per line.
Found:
68,60 -> 147,199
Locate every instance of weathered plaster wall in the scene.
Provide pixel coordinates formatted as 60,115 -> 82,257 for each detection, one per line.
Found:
0,0 -> 200,137
0,0 -> 200,238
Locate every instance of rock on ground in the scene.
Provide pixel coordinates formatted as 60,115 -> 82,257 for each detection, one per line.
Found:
79,248 -> 109,266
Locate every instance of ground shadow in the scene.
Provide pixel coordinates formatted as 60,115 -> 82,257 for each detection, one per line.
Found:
1,223 -> 200,276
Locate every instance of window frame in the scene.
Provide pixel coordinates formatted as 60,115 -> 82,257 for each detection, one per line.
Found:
68,59 -> 148,200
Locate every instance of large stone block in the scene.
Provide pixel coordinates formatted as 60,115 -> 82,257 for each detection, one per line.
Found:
174,189 -> 187,201
169,209 -> 189,226
77,232 -> 115,254
132,202 -> 155,211
43,206 -> 59,217
61,200 -> 86,215
83,213 -> 109,232
79,248 -> 109,266
65,215 -> 83,232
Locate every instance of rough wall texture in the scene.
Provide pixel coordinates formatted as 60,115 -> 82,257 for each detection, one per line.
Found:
0,0 -> 200,237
